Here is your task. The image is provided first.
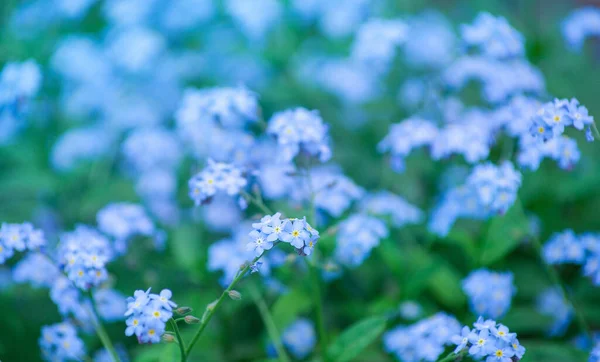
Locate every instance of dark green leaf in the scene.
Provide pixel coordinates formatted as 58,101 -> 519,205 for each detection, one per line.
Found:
326,316 -> 387,362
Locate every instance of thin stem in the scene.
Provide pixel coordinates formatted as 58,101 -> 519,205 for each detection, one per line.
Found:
87,291 -> 122,362
592,123 -> 600,140
530,235 -> 592,340
240,190 -> 274,215
169,318 -> 186,362
437,349 -> 467,362
248,283 -> 291,362
303,165 -> 329,361
184,253 -> 266,358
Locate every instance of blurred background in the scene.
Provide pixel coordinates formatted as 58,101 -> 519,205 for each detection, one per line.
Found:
1,0 -> 600,361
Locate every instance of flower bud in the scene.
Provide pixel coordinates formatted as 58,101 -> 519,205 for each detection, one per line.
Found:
175,306 -> 193,315
227,290 -> 242,300
163,334 -> 176,343
184,315 -> 201,324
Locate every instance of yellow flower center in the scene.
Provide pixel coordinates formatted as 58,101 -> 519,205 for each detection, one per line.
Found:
207,179 -> 214,184
309,241 -> 313,247
477,339 -> 485,346
148,329 -> 155,336
133,319 -> 139,326
553,115 -> 561,123
153,311 -> 161,318
495,350 -> 504,357
78,271 -> 84,277
292,231 -> 299,237
498,331 -> 505,336
538,126 -> 545,134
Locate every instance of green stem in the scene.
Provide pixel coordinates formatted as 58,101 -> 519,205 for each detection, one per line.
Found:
303,165 -> 329,361
437,349 -> 467,362
184,253 -> 266,358
248,283 -> 291,362
87,291 -> 122,362
241,190 -> 274,215
592,123 -> 600,140
169,319 -> 186,362
530,235 -> 592,340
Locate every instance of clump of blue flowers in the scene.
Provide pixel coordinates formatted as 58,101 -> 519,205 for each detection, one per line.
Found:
39,322 -> 85,361
461,12 -> 524,59
281,318 -> 316,360
57,225 -> 114,290
536,287 -> 573,336
451,317 -> 525,362
249,213 -> 319,257
188,159 -> 248,206
383,312 -> 461,361
125,288 -> 177,344
462,269 -> 516,319
543,230 -> 600,286
267,107 -> 331,163
529,98 -> 594,142
0,222 -> 46,263
334,213 -> 388,267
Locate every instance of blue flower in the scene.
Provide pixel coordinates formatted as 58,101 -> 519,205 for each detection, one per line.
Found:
468,329 -> 495,358
543,229 -> 585,265
96,203 -> 156,255
12,252 -> 60,288
247,230 -> 274,257
461,13 -> 524,58
125,288 -> 178,344
334,214 -> 388,268
562,7 -> 600,51
486,343 -> 515,362
452,318 -> 525,361
267,108 -> 331,163
537,287 -> 573,336
282,319 -> 316,359
462,269 -> 516,319
39,322 -> 85,361
451,326 -> 474,353
188,159 -> 247,206
351,19 -> 408,73
281,219 -> 309,249
359,191 -> 423,228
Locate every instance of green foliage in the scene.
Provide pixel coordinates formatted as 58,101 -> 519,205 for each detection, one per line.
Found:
326,316 -> 388,362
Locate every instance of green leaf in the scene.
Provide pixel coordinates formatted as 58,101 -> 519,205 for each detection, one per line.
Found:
271,288 -> 312,331
427,261 -> 467,309
326,316 -> 387,362
133,343 -> 179,362
170,224 -> 202,273
480,202 -> 529,265
501,306 -> 553,334
524,341 -> 588,362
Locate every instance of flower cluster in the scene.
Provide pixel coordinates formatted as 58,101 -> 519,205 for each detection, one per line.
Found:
39,322 -> 85,362
383,312 -> 461,362
562,7 -> 600,51
465,162 -> 522,214
12,252 -> 60,288
428,162 -> 521,236
96,203 -> 157,254
281,318 -> 316,360
125,288 -> 177,344
249,213 -> 319,257
0,60 -> 41,144
0,222 -> 46,263
267,107 -> 331,163
359,191 -> 423,228
334,214 -> 388,267
188,159 -> 247,206
305,166 -> 364,218
542,230 -> 600,285
451,317 -> 525,362
536,287 -> 573,336
57,225 -> 114,290
377,118 -> 438,172
351,18 -> 408,72
462,269 -> 516,319
461,12 -> 524,59
529,98 -> 594,142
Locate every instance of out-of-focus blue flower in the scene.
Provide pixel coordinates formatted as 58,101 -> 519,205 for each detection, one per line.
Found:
268,108 -> 331,163
158,0 -> 214,33
301,166 -> 364,219
536,287 -> 573,336
0,222 -> 46,264
461,13 -> 524,59
466,162 -> 521,214
57,225 -> 114,290
282,318 -> 316,360
351,19 -> 407,73
93,344 -> 130,362
105,27 -> 165,74
518,134 -> 581,171
493,95 -> 542,137
12,252 -> 60,288
225,0 -> 281,41
451,317 -> 524,361
201,194 -> 243,232
591,343 -> 600,362
403,11 -> 456,68
96,203 -> 156,255
543,229 -> 585,265
50,276 -> 90,323
399,301 -> 423,321
378,118 -> 439,172
292,0 -> 371,38
360,191 -> 423,228
431,120 -> 493,164
39,322 -> 86,362
122,128 -> 182,173
125,288 -> 176,344
384,312 -> 461,362
444,56 -> 544,104
95,289 -> 127,322
462,269 -> 516,319
188,159 -> 247,206
562,7 -> 600,51
0,60 -> 42,144
51,127 -> 115,171
334,214 -> 388,268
